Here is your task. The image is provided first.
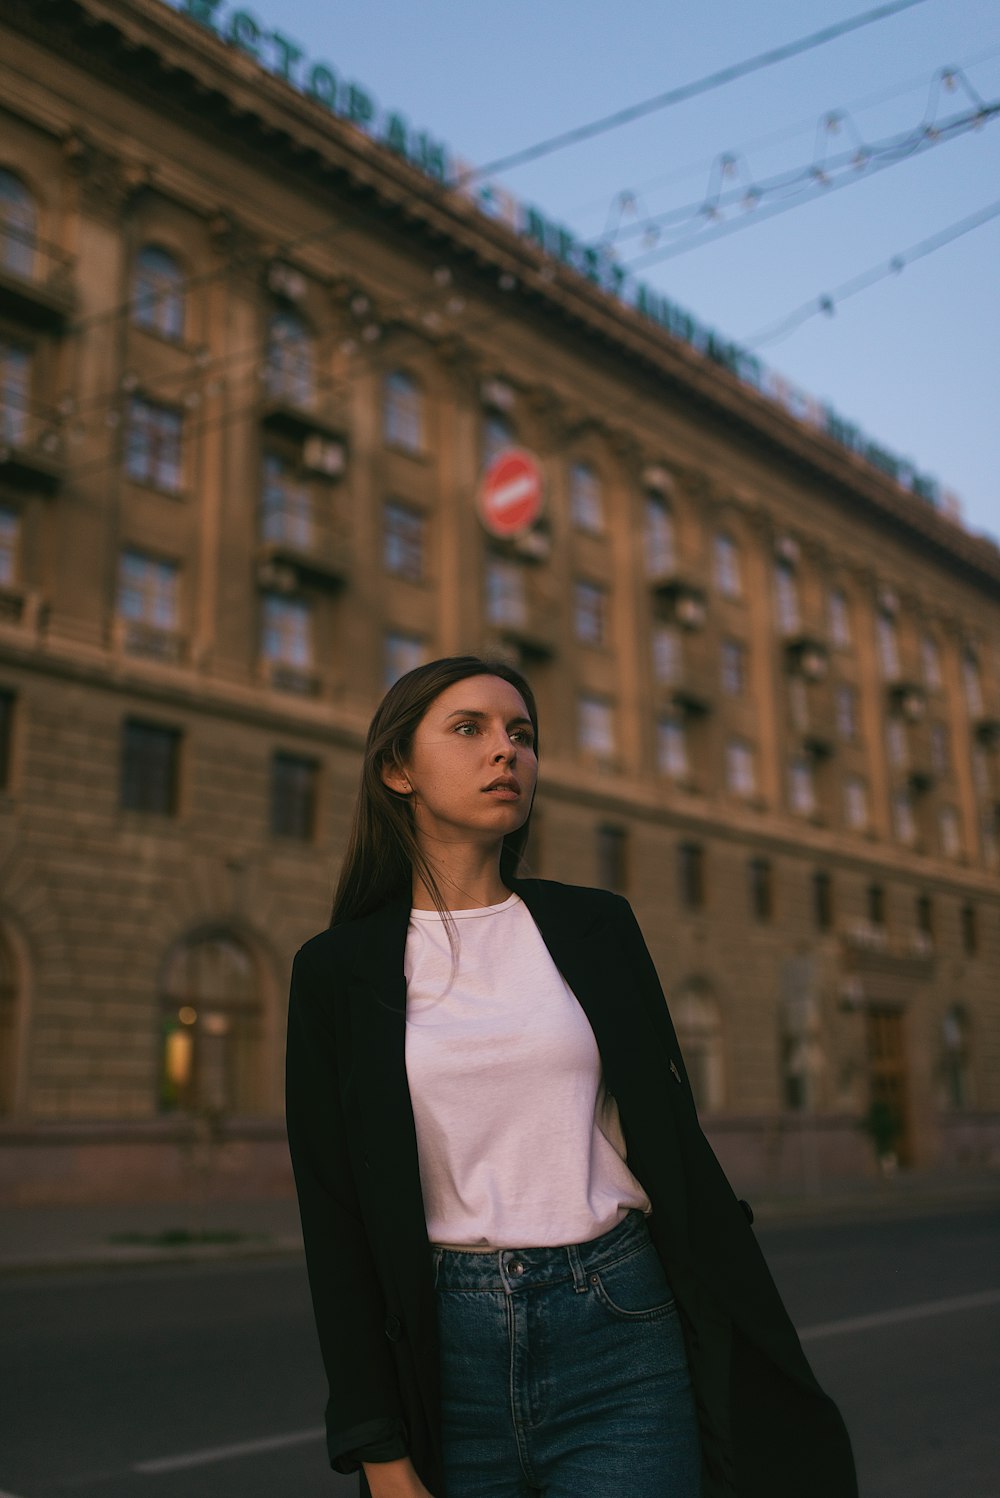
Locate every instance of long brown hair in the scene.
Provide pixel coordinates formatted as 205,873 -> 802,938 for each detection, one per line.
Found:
330,656 -> 539,927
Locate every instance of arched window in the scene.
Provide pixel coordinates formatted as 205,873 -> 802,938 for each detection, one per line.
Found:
0,170 -> 35,277
159,932 -> 263,1115
266,310 -> 314,408
774,558 -> 800,635
674,984 -> 724,1114
0,927 -> 20,1115
383,370 -> 423,452
570,461 -> 603,533
482,411 -> 515,469
133,245 -> 185,340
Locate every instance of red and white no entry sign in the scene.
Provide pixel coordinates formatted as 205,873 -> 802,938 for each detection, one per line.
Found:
477,448 -> 544,539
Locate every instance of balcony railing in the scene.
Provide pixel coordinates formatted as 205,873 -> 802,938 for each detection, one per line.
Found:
257,505 -> 351,590
0,403 -> 64,491
0,228 -> 76,330
113,618 -> 187,665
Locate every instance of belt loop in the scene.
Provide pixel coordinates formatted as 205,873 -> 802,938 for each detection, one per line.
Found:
566,1241 -> 588,1293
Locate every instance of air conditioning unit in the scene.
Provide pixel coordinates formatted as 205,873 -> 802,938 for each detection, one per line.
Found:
480,377 -> 514,412
514,529 -> 551,561
303,435 -> 345,477
642,464 -> 674,495
675,594 -> 706,630
267,261 -> 307,302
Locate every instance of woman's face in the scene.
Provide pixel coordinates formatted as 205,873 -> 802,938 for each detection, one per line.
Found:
384,674 -> 538,848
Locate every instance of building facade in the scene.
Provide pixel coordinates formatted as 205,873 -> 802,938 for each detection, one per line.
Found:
1,0 -> 998,1201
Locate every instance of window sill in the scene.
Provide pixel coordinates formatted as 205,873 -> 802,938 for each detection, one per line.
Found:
123,475 -> 187,502
383,440 -> 432,465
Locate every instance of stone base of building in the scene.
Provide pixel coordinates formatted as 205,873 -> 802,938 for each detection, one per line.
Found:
0,1119 -> 296,1206
2,1113 -> 999,1206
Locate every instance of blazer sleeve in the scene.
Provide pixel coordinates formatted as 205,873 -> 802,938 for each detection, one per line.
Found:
285,942 -> 408,1473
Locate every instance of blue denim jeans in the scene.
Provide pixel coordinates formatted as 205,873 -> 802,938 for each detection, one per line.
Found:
431,1210 -> 701,1497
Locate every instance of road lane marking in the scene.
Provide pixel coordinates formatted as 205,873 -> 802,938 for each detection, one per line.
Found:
800,1287 -> 1000,1342
133,1425 -> 325,1474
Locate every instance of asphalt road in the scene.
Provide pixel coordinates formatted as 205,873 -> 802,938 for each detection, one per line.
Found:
1,1205 -> 997,1498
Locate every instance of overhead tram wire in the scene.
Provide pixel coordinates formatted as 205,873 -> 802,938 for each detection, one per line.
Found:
457,0 -> 933,186
566,40 -> 1000,223
615,98 -> 1000,272
63,72 -> 992,432
741,196 -> 1000,350
67,0 -> 933,341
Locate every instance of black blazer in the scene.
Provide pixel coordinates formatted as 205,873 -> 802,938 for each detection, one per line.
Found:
285,876 -> 858,1498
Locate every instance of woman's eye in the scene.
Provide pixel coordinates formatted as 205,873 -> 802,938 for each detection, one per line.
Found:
455,722 -> 478,736
512,730 -> 534,747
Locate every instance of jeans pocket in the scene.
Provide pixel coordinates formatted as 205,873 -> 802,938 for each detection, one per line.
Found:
589,1243 -> 677,1322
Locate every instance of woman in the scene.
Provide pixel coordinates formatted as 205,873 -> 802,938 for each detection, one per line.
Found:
286,655 -> 857,1498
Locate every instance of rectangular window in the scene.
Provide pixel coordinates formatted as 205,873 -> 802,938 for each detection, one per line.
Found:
652,623 -> 681,684
962,651 -> 983,716
485,556 -> 526,628
574,579 -> 608,647
789,758 -> 816,816
867,882 -> 885,928
961,903 -> 977,956
383,371 -> 423,453
261,453 -> 312,548
916,893 -> 934,939
121,718 -> 180,815
921,634 -> 942,690
828,588 -> 851,648
0,689 -> 13,790
656,717 -> 688,778
384,630 -> 427,688
939,804 -> 961,858
726,738 -> 756,797
886,718 -> 908,769
876,612 -> 900,678
774,560 -> 799,634
678,841 -> 704,909
570,463 -> 603,533
720,639 -> 746,696
931,722 -> 951,777
813,870 -> 833,931
748,857 -> 772,922
117,549 -> 179,631
270,751 -> 319,841
0,506 -> 20,588
835,684 -> 858,742
893,789 -> 916,845
383,500 -> 425,581
261,594 -> 312,668
713,532 -> 741,598
844,774 -> 868,830
578,694 -> 614,757
0,340 -> 31,446
645,495 -> 675,575
125,395 -> 183,492
596,823 -> 627,893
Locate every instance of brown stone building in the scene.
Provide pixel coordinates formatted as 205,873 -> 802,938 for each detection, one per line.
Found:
1,0 -> 998,1202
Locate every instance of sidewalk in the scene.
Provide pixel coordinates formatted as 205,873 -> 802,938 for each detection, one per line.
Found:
2,1170 -> 997,1275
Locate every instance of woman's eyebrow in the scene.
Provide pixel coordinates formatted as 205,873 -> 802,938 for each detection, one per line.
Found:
443,709 -> 533,728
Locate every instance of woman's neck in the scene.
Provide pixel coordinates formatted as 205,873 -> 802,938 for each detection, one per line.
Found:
411,842 -> 510,911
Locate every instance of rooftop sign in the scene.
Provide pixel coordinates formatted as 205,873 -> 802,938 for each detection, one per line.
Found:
177,0 -> 959,521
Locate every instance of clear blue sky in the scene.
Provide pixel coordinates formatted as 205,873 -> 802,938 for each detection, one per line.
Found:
172,0 -> 1000,545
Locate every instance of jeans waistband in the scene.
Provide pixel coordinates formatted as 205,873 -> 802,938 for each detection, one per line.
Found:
431,1209 -> 652,1293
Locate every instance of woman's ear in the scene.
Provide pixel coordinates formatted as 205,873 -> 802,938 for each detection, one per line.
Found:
380,759 -> 412,795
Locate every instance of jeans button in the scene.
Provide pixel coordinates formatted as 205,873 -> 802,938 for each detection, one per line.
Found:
510,1261 -> 524,1275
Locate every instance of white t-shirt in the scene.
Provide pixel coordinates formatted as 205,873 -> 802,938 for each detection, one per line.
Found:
403,891 -> 650,1249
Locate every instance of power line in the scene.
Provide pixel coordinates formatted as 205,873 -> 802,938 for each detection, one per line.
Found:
742,197 -> 1000,349
459,0 -> 934,185
617,99 -> 999,272
566,40 -> 1000,222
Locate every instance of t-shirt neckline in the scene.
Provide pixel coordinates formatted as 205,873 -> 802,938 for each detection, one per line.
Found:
409,891 -> 521,921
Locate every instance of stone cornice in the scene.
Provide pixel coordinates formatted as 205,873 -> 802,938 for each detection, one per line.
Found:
8,0 -> 1000,595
